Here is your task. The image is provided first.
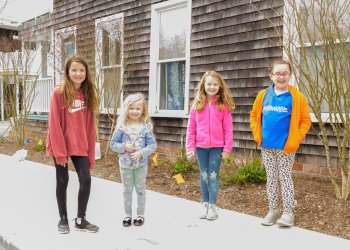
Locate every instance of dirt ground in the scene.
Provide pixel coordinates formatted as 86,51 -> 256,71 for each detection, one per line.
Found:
0,139 -> 349,240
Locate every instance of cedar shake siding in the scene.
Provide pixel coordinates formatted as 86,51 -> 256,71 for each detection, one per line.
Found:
17,0 -> 348,167
190,0 -> 284,157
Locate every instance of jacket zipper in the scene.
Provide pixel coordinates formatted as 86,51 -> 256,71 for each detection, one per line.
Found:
208,103 -> 211,146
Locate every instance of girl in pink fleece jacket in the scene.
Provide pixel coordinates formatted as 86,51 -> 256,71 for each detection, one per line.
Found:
186,70 -> 235,220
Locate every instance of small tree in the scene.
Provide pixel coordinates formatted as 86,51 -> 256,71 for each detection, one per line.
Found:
0,40 -> 42,145
94,15 -> 125,157
51,15 -> 139,158
251,0 -> 350,200
0,0 -> 8,15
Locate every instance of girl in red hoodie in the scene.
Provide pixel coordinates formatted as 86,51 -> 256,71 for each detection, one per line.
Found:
186,71 -> 235,220
46,55 -> 99,234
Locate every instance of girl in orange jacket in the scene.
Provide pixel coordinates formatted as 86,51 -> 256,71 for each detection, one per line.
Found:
250,59 -> 311,227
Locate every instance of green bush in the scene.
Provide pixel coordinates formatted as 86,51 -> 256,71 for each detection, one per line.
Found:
220,157 -> 266,186
32,143 -> 46,152
168,149 -> 197,174
233,158 -> 266,185
220,155 -> 237,186
220,171 -> 236,186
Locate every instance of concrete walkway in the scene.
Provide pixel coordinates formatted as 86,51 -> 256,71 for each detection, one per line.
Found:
0,153 -> 349,250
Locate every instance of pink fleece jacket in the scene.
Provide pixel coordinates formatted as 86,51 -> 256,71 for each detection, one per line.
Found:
46,86 -> 96,168
186,97 -> 233,153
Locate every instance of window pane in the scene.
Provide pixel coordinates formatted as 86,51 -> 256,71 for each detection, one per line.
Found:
159,61 -> 185,110
102,29 -> 122,66
299,44 -> 349,113
61,35 -> 75,70
24,41 -> 36,50
102,30 -> 110,66
299,0 -> 350,43
103,67 -> 121,110
159,7 -> 186,60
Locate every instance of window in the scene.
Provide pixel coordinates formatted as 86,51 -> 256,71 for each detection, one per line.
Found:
149,0 -> 191,117
95,13 -> 124,114
23,41 -> 36,51
54,26 -> 76,82
284,0 -> 350,122
298,43 -> 349,116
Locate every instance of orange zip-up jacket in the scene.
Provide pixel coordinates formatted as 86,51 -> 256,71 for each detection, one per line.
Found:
250,85 -> 311,153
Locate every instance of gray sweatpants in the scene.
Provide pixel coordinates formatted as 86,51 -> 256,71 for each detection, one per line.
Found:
120,165 -> 148,217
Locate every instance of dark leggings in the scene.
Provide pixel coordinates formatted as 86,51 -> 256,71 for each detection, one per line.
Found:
54,156 -> 91,219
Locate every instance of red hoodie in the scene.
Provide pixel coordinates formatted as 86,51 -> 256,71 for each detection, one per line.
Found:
46,86 -> 96,168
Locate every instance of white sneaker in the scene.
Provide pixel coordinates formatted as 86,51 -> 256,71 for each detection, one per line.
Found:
261,211 -> 279,226
206,204 -> 218,220
199,202 -> 208,219
277,212 -> 294,227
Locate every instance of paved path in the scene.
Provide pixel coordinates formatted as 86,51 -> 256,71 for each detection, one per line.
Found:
0,153 -> 349,250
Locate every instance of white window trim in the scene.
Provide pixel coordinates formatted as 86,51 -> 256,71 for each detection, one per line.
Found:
95,13 -> 124,115
148,0 -> 192,118
283,1 -> 349,123
54,25 -> 76,83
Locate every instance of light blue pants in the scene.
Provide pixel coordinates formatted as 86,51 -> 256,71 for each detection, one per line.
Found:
196,147 -> 223,205
120,165 -> 148,217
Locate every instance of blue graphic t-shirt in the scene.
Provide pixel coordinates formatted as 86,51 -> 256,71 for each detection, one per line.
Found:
261,84 -> 292,149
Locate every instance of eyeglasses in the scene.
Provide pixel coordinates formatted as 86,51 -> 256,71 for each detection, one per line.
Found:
271,72 -> 291,77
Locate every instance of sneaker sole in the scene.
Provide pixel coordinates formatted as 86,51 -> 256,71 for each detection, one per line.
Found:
277,221 -> 294,227
261,221 -> 275,226
74,226 -> 99,233
199,215 -> 207,219
58,230 -> 70,234
206,216 -> 218,221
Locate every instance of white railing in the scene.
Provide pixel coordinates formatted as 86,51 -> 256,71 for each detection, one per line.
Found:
26,77 -> 54,113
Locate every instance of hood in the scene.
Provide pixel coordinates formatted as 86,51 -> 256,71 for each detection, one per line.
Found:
118,122 -> 152,135
268,83 -> 297,95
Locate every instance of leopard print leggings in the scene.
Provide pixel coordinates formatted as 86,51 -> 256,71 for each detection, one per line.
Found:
261,147 -> 295,213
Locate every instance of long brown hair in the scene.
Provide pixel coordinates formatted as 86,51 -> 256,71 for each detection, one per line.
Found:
192,70 -> 235,112
59,55 -> 98,112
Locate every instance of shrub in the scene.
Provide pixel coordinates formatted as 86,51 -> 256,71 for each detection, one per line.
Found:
32,142 -> 46,152
233,158 -> 266,186
220,155 -> 237,186
168,149 -> 197,175
220,157 -> 266,186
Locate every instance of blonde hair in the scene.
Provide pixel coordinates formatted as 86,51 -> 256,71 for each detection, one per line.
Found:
116,93 -> 153,129
59,55 -> 98,112
192,70 -> 235,112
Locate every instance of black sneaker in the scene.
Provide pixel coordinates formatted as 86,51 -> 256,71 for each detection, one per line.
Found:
74,217 -> 99,233
122,216 -> 132,227
133,216 -> 144,226
58,216 -> 70,234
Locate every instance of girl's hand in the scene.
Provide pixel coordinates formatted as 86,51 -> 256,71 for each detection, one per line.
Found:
124,142 -> 134,152
186,151 -> 195,160
131,151 -> 142,161
222,152 -> 230,160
